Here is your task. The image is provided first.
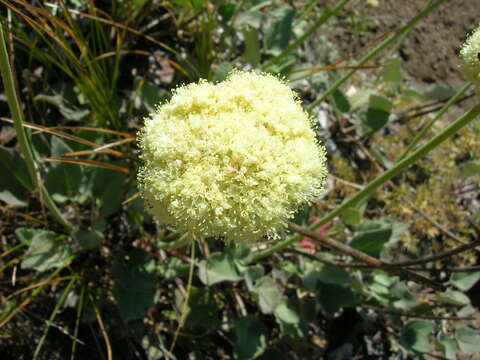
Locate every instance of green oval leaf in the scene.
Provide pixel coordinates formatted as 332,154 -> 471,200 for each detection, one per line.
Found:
198,252 -> 243,285
456,328 -> 480,355
234,316 -> 268,360
450,271 -> 480,291
19,228 -> 72,272
400,320 -> 434,353
112,249 -> 157,321
350,228 -> 392,258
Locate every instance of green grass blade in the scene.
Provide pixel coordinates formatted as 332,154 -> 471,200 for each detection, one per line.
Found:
0,25 -> 37,184
306,0 -> 447,112
296,0 -> 321,23
70,284 -> 86,360
0,24 -> 73,231
253,103 -> 480,261
261,0 -> 351,71
397,82 -> 473,161
33,278 -> 77,359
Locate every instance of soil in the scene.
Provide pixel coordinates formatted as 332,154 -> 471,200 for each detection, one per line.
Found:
330,0 -> 478,87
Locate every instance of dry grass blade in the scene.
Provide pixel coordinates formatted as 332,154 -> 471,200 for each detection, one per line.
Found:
0,292 -> 36,328
90,294 -> 113,360
121,191 -> 140,205
286,25 -> 403,80
287,222 -> 445,291
94,49 -> 151,61
0,206 -> 47,226
1,0 -> 85,70
43,2 -> 190,76
0,267 -> 63,328
33,126 -> 134,138
43,157 -> 130,174
289,63 -> 388,75
333,25 -> 404,67
0,118 -> 124,157
0,20 -> 75,230
64,137 -> 135,157
394,237 -> 480,267
6,276 -> 76,300
7,0 -> 88,57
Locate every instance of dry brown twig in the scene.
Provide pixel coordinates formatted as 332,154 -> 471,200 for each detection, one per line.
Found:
291,231 -> 480,274
287,222 -> 446,291
288,219 -> 480,290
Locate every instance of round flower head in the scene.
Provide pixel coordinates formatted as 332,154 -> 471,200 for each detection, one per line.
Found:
138,71 -> 327,242
460,24 -> 480,87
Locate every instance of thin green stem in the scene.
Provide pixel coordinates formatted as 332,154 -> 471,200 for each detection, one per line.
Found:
170,240 -> 196,352
33,278 -> 77,359
306,0 -> 446,112
0,24 -> 73,231
70,284 -> 86,360
296,0 -> 321,23
383,26 -> 412,61
261,0 -> 351,71
0,242 -> 27,259
252,103 -> 480,261
397,82 -> 472,161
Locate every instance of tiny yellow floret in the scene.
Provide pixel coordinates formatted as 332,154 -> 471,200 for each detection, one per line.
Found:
138,71 -> 327,242
460,24 -> 480,88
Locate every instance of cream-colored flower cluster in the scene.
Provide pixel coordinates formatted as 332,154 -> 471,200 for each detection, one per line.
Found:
460,24 -> 480,88
138,71 -> 327,242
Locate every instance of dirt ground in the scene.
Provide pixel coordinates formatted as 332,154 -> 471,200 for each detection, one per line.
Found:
331,0 -> 478,87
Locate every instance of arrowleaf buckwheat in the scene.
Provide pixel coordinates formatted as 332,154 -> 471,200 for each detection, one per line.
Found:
138,71 -> 327,241
460,24 -> 480,88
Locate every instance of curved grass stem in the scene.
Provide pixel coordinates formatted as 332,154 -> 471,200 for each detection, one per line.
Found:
0,24 -> 73,231
33,278 -> 77,359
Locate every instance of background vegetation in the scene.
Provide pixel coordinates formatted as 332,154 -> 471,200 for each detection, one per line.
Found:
1,0 -> 480,359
